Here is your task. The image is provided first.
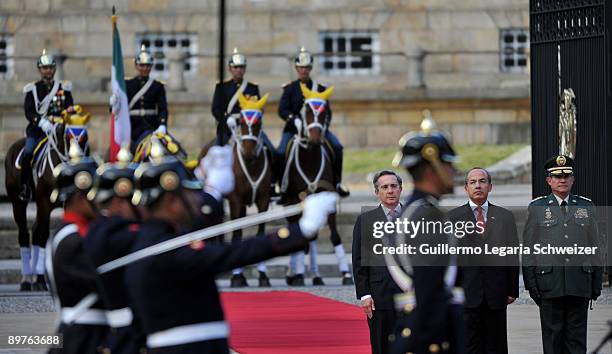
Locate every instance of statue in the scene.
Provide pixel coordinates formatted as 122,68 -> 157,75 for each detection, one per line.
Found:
559,88 -> 576,158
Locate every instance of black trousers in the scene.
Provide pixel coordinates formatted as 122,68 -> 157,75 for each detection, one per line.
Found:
540,296 -> 589,354
464,302 -> 507,354
368,309 -> 397,354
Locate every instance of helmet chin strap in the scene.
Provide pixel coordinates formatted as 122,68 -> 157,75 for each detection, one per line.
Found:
421,144 -> 454,190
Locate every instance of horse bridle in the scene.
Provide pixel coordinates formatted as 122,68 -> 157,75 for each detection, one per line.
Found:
298,99 -> 328,141
228,110 -> 268,206
230,110 -> 265,157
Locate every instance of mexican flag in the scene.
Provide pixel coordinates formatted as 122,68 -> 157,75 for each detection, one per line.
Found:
109,12 -> 130,162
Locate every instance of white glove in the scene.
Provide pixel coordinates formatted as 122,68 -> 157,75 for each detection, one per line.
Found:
154,124 -> 167,135
226,115 -> 237,130
200,145 -> 234,196
109,93 -> 120,113
38,119 -> 54,134
294,117 -> 302,132
299,192 -> 339,239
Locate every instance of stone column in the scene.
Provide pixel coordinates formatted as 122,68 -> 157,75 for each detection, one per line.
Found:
406,48 -> 424,88
54,50 -> 66,81
167,48 -> 186,91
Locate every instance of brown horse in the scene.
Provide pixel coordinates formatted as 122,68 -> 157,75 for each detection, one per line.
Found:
281,83 -> 352,286
4,107 -> 91,291
198,93 -> 274,287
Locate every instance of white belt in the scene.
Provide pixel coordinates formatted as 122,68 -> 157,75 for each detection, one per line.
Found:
147,321 -> 229,348
129,108 -> 157,116
106,307 -> 134,328
61,307 -> 108,325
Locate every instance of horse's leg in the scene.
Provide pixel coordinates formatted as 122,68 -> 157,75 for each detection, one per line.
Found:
31,189 -> 51,291
328,212 -> 353,285
255,191 -> 271,287
229,199 -> 248,287
11,197 -> 32,289
6,142 -> 33,290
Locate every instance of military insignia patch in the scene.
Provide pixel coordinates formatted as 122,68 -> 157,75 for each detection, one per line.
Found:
160,171 -> 179,191
75,171 -> 93,190
556,155 -> 567,166
544,207 -> 552,219
575,208 -> 589,219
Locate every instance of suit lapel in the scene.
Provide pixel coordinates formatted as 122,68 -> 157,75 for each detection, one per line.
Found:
375,205 -> 387,222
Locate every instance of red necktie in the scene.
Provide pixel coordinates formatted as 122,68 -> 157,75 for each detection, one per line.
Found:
476,206 -> 486,235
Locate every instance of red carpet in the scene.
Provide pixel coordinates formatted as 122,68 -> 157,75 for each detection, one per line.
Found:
221,291 -> 371,354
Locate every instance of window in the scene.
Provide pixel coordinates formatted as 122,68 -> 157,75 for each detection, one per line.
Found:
500,29 -> 529,73
0,35 -> 14,79
319,31 -> 380,75
135,33 -> 198,78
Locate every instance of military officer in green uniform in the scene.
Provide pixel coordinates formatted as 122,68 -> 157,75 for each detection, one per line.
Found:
522,155 -> 602,354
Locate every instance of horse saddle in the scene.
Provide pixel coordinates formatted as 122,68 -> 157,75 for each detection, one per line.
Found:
15,137 -> 49,170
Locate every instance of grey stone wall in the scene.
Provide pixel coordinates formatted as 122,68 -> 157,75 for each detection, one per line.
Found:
0,0 -> 531,155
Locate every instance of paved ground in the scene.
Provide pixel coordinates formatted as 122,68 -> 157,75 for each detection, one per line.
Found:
0,282 -> 611,353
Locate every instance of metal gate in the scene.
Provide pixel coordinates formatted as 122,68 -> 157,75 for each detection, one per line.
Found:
530,0 -> 611,206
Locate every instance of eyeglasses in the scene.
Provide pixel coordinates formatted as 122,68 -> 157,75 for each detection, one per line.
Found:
378,184 -> 400,191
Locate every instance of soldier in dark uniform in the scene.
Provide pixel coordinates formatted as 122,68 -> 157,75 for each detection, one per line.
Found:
277,47 -> 349,199
212,48 -> 275,151
46,148 -> 109,354
124,152 -> 338,353
522,155 -> 602,354
20,49 -> 74,201
125,45 -> 168,151
387,114 -> 465,354
82,147 -> 146,354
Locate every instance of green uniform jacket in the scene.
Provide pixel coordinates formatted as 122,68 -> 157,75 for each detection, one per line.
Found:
522,193 -> 602,299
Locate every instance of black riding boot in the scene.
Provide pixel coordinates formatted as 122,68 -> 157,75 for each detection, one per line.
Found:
332,150 -> 349,197
18,158 -> 32,202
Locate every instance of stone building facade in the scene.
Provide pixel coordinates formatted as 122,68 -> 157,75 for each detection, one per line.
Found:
0,0 -> 530,156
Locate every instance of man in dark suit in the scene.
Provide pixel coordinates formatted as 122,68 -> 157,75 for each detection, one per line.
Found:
353,170 -> 404,354
523,155 -> 602,354
448,167 -> 519,354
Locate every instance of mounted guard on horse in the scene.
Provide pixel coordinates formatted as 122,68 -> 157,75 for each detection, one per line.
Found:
5,48 -> 92,291
277,51 -> 353,286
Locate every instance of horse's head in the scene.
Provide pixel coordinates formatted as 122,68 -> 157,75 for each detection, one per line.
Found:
62,105 -> 90,155
235,93 -> 269,159
300,83 -> 334,146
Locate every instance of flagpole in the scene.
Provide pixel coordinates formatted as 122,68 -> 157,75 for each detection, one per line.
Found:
217,0 -> 226,146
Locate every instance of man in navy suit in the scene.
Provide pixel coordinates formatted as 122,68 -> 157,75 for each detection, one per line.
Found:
352,170 -> 404,354
448,167 -> 520,354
